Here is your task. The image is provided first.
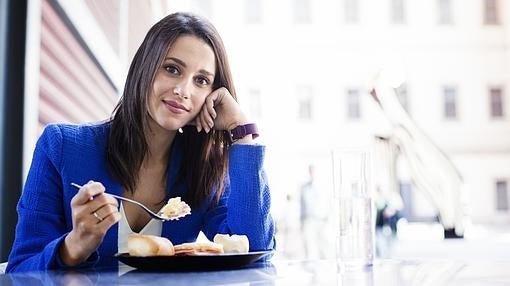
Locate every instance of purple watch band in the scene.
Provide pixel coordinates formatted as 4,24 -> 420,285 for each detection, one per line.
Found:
230,123 -> 259,142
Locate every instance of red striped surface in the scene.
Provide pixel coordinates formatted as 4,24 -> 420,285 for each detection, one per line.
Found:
39,0 -> 118,128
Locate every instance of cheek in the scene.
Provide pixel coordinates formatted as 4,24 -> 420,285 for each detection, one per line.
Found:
147,93 -> 158,115
189,100 -> 205,119
192,91 -> 209,110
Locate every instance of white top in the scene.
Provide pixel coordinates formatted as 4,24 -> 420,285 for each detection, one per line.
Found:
117,202 -> 162,253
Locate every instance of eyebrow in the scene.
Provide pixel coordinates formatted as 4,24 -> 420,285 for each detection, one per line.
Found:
165,57 -> 215,78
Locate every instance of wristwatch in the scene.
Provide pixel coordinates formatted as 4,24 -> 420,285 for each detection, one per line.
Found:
229,123 -> 259,142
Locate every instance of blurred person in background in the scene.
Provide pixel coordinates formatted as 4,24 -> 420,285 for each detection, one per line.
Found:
375,186 -> 403,257
375,186 -> 403,235
7,12 -> 275,272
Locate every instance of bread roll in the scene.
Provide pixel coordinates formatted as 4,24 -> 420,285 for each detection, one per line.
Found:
128,234 -> 175,256
213,234 -> 249,253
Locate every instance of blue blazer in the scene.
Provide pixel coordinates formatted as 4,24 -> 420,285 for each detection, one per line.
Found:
7,123 -> 275,272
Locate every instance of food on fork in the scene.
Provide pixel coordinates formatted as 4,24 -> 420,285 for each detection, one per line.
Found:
128,234 -> 175,256
159,197 -> 191,220
213,234 -> 250,253
173,241 -> 224,255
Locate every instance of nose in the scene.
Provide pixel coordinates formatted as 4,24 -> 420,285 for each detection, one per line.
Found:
172,86 -> 182,96
173,80 -> 191,99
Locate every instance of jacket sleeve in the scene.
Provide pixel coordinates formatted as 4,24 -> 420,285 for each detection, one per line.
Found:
6,125 -> 98,273
202,144 -> 276,252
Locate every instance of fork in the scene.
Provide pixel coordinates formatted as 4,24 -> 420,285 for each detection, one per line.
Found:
71,182 -> 171,221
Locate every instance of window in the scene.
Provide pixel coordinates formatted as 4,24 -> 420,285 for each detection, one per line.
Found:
344,0 -> 359,24
297,86 -> 313,120
245,0 -> 262,24
484,0 -> 499,25
496,180 -> 508,211
293,0 -> 311,24
395,84 -> 409,113
443,86 -> 457,119
438,0 -> 453,25
347,89 -> 361,119
490,87 -> 504,118
391,0 -> 406,24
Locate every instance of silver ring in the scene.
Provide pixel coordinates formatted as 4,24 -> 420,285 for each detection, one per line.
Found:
92,211 -> 103,222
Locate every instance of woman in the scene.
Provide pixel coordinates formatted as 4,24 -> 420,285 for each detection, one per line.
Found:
7,12 -> 275,272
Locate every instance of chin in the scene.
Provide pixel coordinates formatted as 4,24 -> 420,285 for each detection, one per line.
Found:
153,119 -> 181,133
151,112 -> 188,133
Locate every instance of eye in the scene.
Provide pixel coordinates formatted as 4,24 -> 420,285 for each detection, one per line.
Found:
163,65 -> 179,75
195,76 -> 210,86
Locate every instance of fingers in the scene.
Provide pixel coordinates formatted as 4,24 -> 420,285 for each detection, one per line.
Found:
199,105 -> 214,133
93,203 -> 121,226
193,87 -> 246,134
89,193 -> 119,212
205,96 -> 217,119
71,181 -> 105,206
66,181 -> 120,264
195,116 -> 202,132
197,92 -> 218,133
70,181 -> 120,229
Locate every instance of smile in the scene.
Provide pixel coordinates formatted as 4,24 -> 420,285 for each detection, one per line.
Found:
163,100 -> 189,114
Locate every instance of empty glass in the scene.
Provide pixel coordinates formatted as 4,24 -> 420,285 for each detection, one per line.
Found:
332,150 -> 375,271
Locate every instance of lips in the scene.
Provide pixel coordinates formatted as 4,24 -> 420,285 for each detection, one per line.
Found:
163,100 -> 189,114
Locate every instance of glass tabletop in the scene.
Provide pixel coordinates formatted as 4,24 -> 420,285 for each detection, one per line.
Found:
2,257 -> 510,286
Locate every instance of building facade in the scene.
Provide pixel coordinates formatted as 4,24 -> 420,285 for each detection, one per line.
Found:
170,0 -> 510,225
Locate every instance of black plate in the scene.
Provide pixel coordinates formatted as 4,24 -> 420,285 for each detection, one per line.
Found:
115,251 -> 272,272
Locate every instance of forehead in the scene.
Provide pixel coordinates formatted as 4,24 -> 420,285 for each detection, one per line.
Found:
165,35 -> 216,74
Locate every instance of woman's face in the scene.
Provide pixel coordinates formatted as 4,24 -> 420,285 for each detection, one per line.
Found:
148,35 -> 216,133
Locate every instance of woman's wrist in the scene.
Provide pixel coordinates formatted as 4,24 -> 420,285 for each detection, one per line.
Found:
232,134 -> 255,144
59,232 -> 88,266
226,113 -> 257,144
226,115 -> 250,131
229,123 -> 258,144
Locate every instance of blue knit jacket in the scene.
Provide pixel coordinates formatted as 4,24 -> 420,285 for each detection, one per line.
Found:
7,123 -> 275,272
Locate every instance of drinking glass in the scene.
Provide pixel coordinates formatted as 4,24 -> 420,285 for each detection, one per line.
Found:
332,150 -> 375,271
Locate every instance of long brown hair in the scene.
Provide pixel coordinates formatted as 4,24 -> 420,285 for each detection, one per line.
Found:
106,12 -> 235,207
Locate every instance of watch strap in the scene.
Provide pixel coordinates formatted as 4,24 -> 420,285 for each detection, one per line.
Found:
230,123 -> 259,142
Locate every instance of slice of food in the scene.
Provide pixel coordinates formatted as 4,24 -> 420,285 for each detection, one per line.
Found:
127,234 -> 175,256
173,241 -> 224,255
213,234 -> 250,253
158,197 -> 191,220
